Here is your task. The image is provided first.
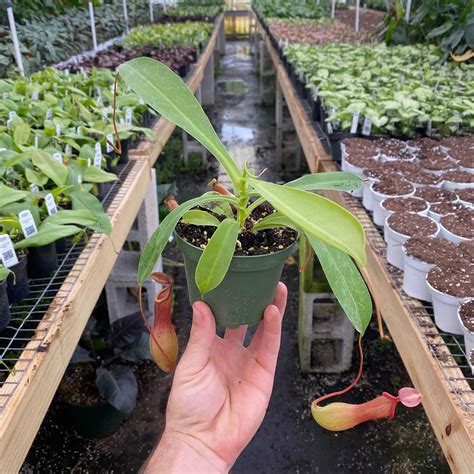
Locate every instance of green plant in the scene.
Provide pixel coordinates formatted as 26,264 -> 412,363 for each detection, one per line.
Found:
116,58 -> 372,339
253,0 -> 330,20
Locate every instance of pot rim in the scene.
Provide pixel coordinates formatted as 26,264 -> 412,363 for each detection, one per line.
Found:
439,221 -> 471,242
370,181 -> 415,200
380,196 -> 429,214
174,230 -> 299,260
401,243 -> 437,268
386,214 -> 440,239
426,277 -> 473,302
458,298 -> 474,336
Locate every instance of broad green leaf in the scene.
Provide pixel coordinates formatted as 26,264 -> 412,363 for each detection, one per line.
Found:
14,123 -> 31,146
25,168 -> 48,187
285,172 -> 363,191
195,218 -> 239,296
44,209 -> 104,233
249,178 -> 366,265
138,193 -> 238,286
0,265 -> 13,282
0,216 -> 21,231
307,236 -> 372,335
14,222 -> 82,249
117,58 -> 241,190
68,189 -> 112,235
181,210 -> 221,227
251,211 -> 299,232
31,149 -> 68,187
83,167 -> 117,183
0,185 -> 29,208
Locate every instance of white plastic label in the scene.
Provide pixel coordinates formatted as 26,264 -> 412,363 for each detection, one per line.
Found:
138,97 -> 145,105
53,152 -> 63,163
30,184 -> 39,194
106,134 -> 114,153
65,144 -> 72,155
102,108 -> 109,121
56,125 -> 61,137
426,119 -> 432,136
119,117 -> 125,126
9,111 -> 16,120
76,126 -> 82,136
0,235 -> 18,268
350,112 -> 360,134
2,92 -> 8,99
362,117 -> 372,136
125,107 -> 133,125
87,158 -> 91,167
31,91 -> 39,101
326,121 -> 333,134
46,108 -> 53,120
77,174 -> 83,184
94,152 -> 102,169
34,135 -> 39,148
19,210 -> 38,238
45,193 -> 58,216
95,142 -> 102,155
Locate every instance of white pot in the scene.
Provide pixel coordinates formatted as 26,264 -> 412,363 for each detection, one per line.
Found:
443,180 -> 474,191
426,279 -> 468,335
405,145 -> 419,154
343,161 -> 364,198
409,180 -> 444,189
458,198 -> 473,209
386,217 -> 439,270
362,177 -> 377,211
422,167 -> 454,176
402,248 -> 434,302
439,222 -> 471,244
438,145 -> 450,154
458,165 -> 474,175
371,183 -> 415,227
380,199 -> 429,232
458,300 -> 474,356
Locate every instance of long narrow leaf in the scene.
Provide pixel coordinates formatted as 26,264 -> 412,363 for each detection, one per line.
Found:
117,58 -> 241,190
285,172 -> 363,191
31,150 -> 68,187
249,178 -> 366,265
138,193 -> 238,286
195,218 -> 239,296
181,209 -> 220,227
14,223 -> 82,249
251,211 -> 299,232
68,189 -> 112,235
307,236 -> 372,335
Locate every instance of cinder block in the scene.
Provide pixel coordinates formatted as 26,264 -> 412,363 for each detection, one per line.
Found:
259,41 -> 275,105
201,52 -> 215,106
182,130 -> 208,167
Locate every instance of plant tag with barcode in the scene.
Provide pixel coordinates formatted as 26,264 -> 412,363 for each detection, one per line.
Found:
34,135 -> 39,148
0,235 -> 18,268
56,125 -> 61,137
19,210 -> 38,238
46,108 -> 53,120
31,91 -> 39,101
362,117 -> 372,136
76,126 -> 82,136
77,174 -> 82,184
350,112 -> 360,134
326,121 -> 333,134
94,152 -> 102,169
125,108 -> 133,125
30,184 -> 39,194
106,134 -> 114,153
53,152 -> 63,163
45,193 -> 58,216
65,144 -> 72,155
9,111 -> 16,120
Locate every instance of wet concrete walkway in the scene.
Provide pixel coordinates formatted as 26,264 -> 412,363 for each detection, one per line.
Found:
23,41 -> 448,473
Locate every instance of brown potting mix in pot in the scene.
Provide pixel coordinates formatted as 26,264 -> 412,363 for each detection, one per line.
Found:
442,171 -> 474,184
457,188 -> 474,205
384,161 -> 421,175
342,137 -> 376,152
404,236 -> 458,265
439,136 -> 474,150
427,262 -> 474,298
430,201 -> 468,216
345,152 -> 379,168
457,240 -> 474,262
406,171 -> 443,186
374,138 -> 406,156
59,363 -> 105,405
372,177 -> 414,196
406,137 -> 441,151
362,165 -> 392,181
415,186 -> 458,203
440,209 -> 474,239
387,212 -> 438,237
417,149 -> 449,162
422,158 -> 456,172
447,148 -> 474,162
382,196 -> 428,213
176,204 -> 298,256
456,157 -> 474,170
459,300 -> 474,333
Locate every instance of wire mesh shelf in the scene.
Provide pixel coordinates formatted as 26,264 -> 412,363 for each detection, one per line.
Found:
344,194 -> 474,415
0,160 -> 138,412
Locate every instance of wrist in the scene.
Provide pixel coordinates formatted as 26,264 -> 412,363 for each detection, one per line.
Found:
145,428 -> 230,474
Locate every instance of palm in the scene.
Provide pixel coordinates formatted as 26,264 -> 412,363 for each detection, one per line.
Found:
166,283 -> 287,466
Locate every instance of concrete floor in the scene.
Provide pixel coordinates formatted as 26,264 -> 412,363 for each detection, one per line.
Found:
22,41 -> 448,473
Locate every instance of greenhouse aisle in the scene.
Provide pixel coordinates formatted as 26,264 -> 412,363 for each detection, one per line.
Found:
22,40 -> 448,473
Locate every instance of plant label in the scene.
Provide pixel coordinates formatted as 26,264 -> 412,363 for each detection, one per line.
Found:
125,108 -> 133,125
2,92 -> 8,99
31,91 -> 39,101
102,108 -> 109,122
53,152 -> 63,163
56,125 -> 61,137
139,97 -> 145,105
19,210 -> 38,238
30,184 -> 39,194
362,117 -> 372,136
77,174 -> 83,184
46,108 -> 53,120
94,152 -> 102,169
0,235 -> 18,268
426,119 -> 432,136
106,134 -> 114,153
350,112 -> 360,134
34,135 -> 39,148
45,193 -> 58,216
87,158 -> 91,167
77,126 -> 82,136
88,85 -> 92,97
95,142 -> 102,155
65,144 -> 72,155
8,111 -> 16,120
326,121 -> 333,134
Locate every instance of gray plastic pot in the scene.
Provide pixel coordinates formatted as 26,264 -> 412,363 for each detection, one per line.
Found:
176,233 -> 297,328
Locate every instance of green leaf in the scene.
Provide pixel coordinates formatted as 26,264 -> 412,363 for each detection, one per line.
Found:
83,167 -> 117,183
14,222 -> 82,249
307,236 -> 372,335
117,58 -> 241,190
426,21 -> 453,39
249,178 -> 366,265
43,209 -> 104,233
31,149 -> 68,187
0,185 -> 29,208
68,189 -> 111,235
0,265 -> 13,282
13,123 -> 31,146
285,172 -> 363,191
25,168 -> 48,187
181,209 -> 221,227
138,193 -> 238,286
251,211 -> 299,232
195,218 -> 239,296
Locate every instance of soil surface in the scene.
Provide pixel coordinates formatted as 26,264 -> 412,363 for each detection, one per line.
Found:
404,236 -> 458,265
387,212 -> 438,237
457,187 -> 474,204
442,171 -> 474,183
382,197 -> 428,213
430,201 -> 468,217
22,40 -> 448,473
59,364 -> 106,406
427,262 -> 474,298
372,177 -> 414,196
406,171 -> 442,185
458,240 -> 474,262
415,186 -> 458,203
440,209 -> 474,239
422,159 -> 456,172
459,300 -> 474,333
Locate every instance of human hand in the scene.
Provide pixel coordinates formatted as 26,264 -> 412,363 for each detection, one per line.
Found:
145,282 -> 287,473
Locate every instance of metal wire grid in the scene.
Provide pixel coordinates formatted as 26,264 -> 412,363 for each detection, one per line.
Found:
344,194 -> 474,415
0,160 -> 138,411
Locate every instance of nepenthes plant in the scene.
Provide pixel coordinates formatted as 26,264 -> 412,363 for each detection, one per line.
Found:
112,57 -> 422,430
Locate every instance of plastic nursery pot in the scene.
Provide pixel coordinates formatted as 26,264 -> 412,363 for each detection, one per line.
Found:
443,180 -> 474,192
458,300 -> 474,355
385,218 -> 439,271
439,222 -> 470,244
176,234 -> 297,328
426,280 -> 465,335
27,243 -> 58,279
328,132 -> 357,165
59,397 -> 126,439
401,246 -> 435,302
7,255 -> 29,303
0,280 -> 11,331
362,177 -> 377,211
371,183 -> 415,227
380,199 -> 429,241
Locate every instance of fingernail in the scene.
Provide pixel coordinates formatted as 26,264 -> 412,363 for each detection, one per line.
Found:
193,303 -> 204,325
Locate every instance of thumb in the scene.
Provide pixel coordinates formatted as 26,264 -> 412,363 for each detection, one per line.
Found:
180,301 -> 216,373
